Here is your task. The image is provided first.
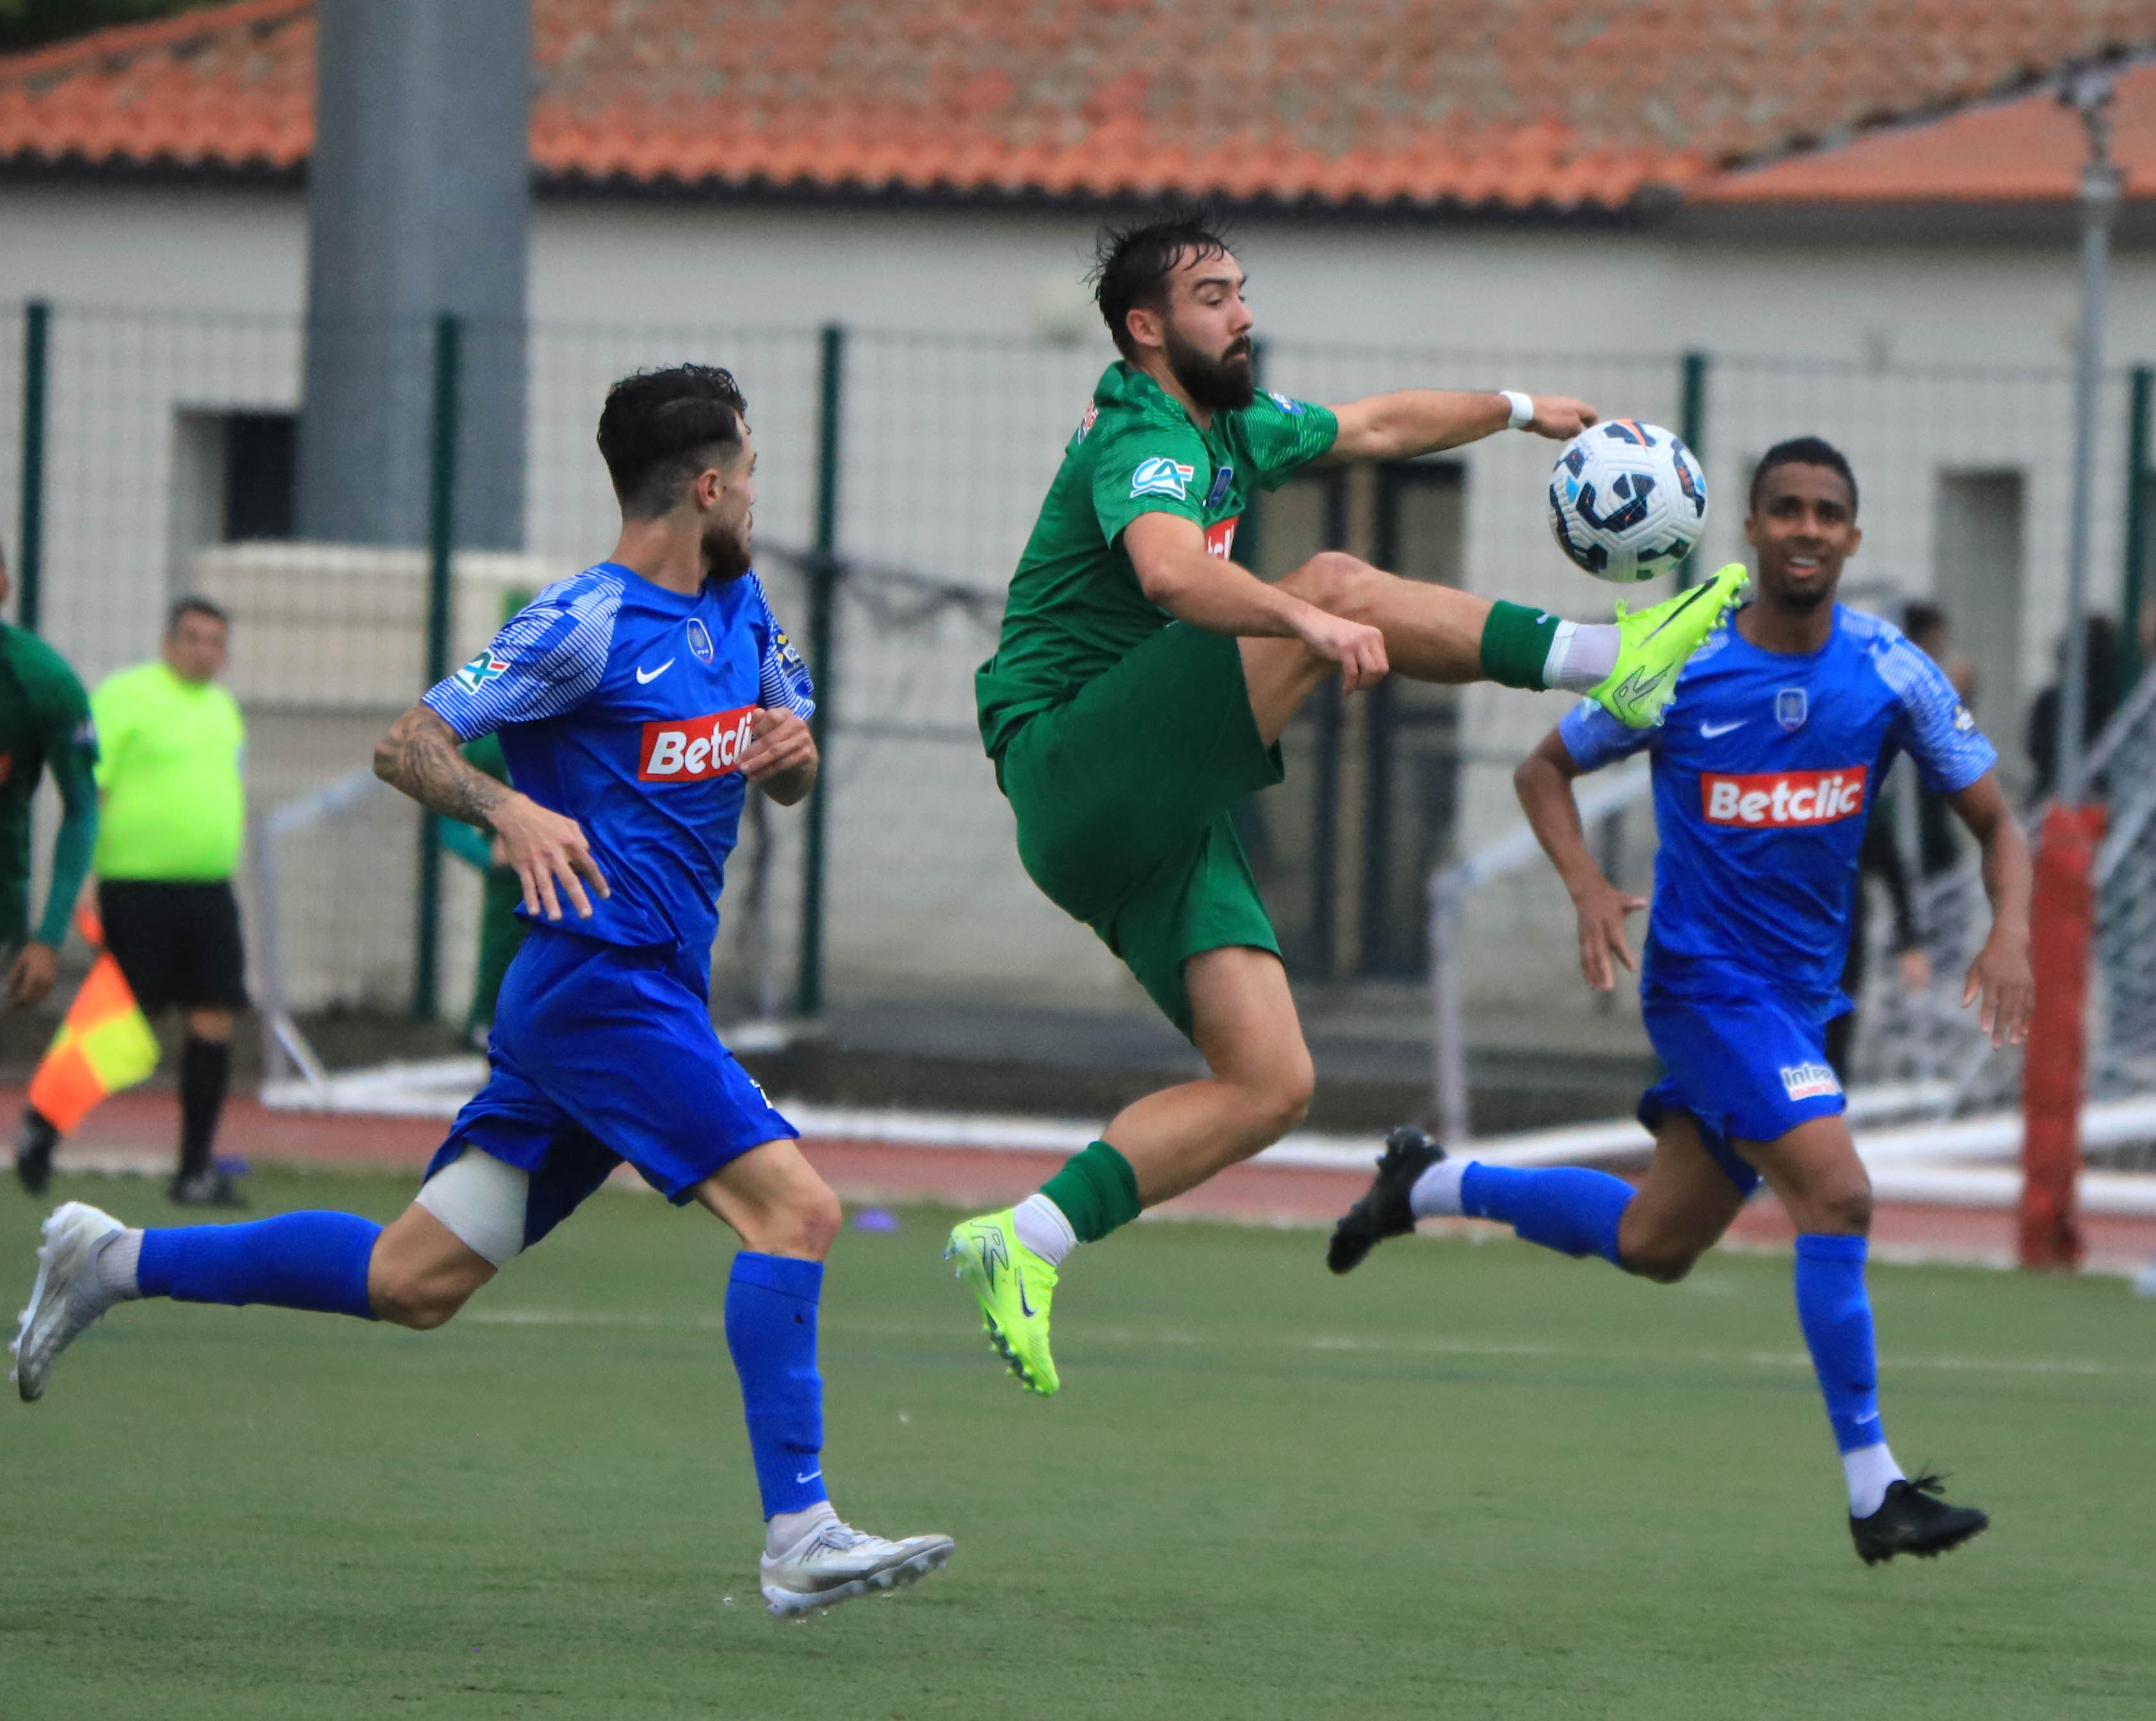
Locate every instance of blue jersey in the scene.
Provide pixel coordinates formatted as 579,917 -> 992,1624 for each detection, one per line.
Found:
422,561 -> 814,954
1559,604 -> 1995,1003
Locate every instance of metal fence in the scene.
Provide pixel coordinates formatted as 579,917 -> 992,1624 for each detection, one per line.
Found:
8,300 -> 2152,1048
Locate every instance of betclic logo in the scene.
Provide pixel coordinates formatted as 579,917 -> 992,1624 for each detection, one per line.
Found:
1700,766 -> 1867,828
638,706 -> 757,781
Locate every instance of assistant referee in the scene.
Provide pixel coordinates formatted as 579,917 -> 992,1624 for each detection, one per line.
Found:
90,597 -> 248,1206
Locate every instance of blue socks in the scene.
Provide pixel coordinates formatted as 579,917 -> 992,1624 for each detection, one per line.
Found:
136,1212 -> 381,1319
724,1252 -> 829,1520
1793,1232 -> 1887,1454
1460,1163 -> 1632,1266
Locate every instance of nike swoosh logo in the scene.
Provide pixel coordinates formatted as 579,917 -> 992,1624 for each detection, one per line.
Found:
1700,718 -> 1746,738
1642,581 -> 1716,642
794,1469 -> 821,1485
635,659 -> 675,684
1017,1272 -> 1038,1319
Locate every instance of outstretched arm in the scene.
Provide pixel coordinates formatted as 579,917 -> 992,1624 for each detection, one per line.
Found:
1947,772 -> 2033,1046
1515,728 -> 1645,992
373,704 -> 610,922
1324,391 -> 1598,463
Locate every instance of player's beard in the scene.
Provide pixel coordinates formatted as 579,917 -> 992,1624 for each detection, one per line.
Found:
702,517 -> 752,584
1162,323 -> 1256,412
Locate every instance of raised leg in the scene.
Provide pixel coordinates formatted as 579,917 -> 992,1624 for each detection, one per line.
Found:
1238,552 -> 1497,745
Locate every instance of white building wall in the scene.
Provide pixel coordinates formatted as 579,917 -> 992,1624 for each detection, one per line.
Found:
0,180 -> 2140,1017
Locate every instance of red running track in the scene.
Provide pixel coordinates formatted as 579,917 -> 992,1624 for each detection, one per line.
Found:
21,1086 -> 2156,1275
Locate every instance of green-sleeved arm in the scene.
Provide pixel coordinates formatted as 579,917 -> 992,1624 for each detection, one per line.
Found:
1228,389 -> 1339,490
1090,417 -> 1213,547
37,739 -> 97,949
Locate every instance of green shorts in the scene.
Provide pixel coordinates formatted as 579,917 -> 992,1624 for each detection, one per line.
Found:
995,624 -> 1284,1038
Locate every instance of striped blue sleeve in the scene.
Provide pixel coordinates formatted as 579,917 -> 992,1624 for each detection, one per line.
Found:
422,567 -> 625,741
1559,697 -> 1654,772
1875,633 -> 1997,793
750,572 -> 816,720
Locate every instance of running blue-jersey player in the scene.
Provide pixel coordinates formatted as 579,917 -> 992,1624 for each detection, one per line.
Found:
1329,437 -> 2034,1565
10,365 -> 954,1617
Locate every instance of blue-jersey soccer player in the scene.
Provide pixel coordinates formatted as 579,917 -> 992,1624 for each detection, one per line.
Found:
10,365 -> 954,1616
1329,437 -> 2034,1565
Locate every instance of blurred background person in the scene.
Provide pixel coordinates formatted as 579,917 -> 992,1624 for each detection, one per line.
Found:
1824,807 -> 1929,1084
0,538 -> 99,1044
437,730 -> 530,1048
2026,614 -> 2125,805
1901,600 -> 1977,875
19,598 -> 248,1207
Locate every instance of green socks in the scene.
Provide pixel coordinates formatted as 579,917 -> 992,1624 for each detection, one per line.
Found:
1478,600 -> 1559,690
1037,1140 -> 1143,1243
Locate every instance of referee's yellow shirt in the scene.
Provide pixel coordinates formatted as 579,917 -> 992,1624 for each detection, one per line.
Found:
91,662 -> 245,882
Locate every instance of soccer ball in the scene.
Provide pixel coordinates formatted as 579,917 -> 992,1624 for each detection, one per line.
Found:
1545,419 -> 1708,583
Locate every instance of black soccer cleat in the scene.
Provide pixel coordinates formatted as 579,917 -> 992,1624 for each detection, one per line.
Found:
1849,1475 -> 1989,1566
13,1108 -> 58,1197
1327,1126 -> 1444,1275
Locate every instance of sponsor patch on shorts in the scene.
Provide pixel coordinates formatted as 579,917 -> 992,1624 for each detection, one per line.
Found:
1780,1060 -> 1842,1102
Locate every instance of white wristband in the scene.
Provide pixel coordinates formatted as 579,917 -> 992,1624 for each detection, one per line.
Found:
1500,390 -> 1535,431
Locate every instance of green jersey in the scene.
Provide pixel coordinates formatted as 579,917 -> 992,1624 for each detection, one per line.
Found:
976,361 -> 1339,757
0,624 -> 98,947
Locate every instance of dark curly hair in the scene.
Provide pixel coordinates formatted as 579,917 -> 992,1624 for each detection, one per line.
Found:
1088,210 -> 1235,360
597,364 -> 749,518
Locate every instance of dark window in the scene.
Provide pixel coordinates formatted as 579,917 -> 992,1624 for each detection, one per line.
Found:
223,412 -> 297,541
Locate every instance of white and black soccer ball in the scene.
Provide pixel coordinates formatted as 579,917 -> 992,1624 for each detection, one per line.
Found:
1545,419 -> 1709,583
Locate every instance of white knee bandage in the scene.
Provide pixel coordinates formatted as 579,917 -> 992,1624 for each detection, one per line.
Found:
415,1148 -> 531,1268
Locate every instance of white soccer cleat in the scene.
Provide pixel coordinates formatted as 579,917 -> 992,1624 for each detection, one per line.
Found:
11,1200 -> 125,1403
758,1518 -> 955,1618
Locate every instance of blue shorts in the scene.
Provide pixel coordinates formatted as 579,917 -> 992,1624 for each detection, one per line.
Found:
424,927 -> 795,1250
1636,971 -> 1847,1198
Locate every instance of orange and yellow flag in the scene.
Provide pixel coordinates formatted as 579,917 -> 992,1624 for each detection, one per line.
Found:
26,906 -> 159,1136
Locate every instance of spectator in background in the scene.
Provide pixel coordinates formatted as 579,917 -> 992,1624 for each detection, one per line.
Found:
1824,809 -> 1929,1083
1901,601 -> 1977,876
2026,615 -> 2125,805
0,539 -> 99,1039
437,730 -> 529,1047
24,598 -> 248,1206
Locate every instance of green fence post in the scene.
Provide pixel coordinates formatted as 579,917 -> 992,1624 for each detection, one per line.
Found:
17,300 -> 49,633
413,312 -> 461,1022
795,323 -> 844,1019
2126,365 -> 2152,683
1675,349 -> 1709,589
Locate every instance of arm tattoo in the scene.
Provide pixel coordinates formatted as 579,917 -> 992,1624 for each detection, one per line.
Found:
373,705 -> 511,828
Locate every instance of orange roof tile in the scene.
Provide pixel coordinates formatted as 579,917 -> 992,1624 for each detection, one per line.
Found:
0,0 -> 2152,211
1698,56 -> 2156,202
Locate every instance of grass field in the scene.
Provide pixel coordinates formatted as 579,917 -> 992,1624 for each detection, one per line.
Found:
4,1171 -> 2152,1720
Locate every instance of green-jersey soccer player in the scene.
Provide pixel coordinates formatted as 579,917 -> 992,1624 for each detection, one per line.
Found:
948,214 -> 1749,1393
0,544 -> 97,1019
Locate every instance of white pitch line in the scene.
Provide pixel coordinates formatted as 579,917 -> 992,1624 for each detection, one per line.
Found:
452,1308 -> 2154,1380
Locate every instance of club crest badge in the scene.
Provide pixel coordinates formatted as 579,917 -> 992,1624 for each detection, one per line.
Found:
685,617 -> 715,665
1776,688 -> 1808,732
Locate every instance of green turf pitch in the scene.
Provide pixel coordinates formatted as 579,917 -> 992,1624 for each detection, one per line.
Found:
4,1174 -> 2151,1719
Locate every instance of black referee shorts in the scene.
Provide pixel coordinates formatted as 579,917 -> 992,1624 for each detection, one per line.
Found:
97,880 -> 249,1015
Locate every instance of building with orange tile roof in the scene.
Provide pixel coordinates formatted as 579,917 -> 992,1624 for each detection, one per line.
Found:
3,4 -> 2155,1017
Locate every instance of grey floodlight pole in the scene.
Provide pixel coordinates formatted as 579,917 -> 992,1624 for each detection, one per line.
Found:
2059,62 -> 2121,805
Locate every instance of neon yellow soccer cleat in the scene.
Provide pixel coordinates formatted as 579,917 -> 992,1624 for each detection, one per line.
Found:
944,1209 -> 1060,1396
1590,561 -> 1750,729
